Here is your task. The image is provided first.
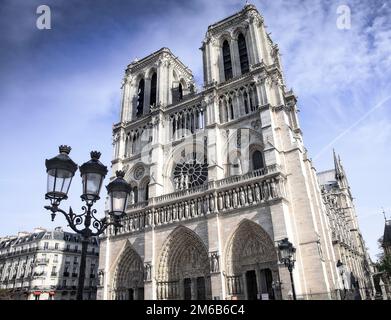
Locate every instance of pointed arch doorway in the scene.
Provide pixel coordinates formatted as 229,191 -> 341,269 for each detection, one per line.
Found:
111,242 -> 145,300
156,226 -> 212,300
225,219 -> 279,300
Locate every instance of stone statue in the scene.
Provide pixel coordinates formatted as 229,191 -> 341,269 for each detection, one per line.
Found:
180,174 -> 185,190
262,181 -> 269,200
225,192 -> 231,209
254,183 -> 261,202
190,201 -> 195,217
174,176 -> 180,190
218,193 -> 223,210
184,175 -> 189,189
129,190 -> 134,205
184,202 -> 189,218
178,204 -> 184,220
197,198 -> 203,215
98,270 -> 104,286
247,185 -> 253,204
233,189 -> 238,208
203,196 -> 209,213
210,252 -> 220,272
144,263 -> 152,282
209,194 -> 215,212
239,187 -> 246,206
172,205 -> 178,221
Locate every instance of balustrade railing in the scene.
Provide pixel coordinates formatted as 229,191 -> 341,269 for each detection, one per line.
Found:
156,281 -> 180,300
226,276 -> 243,295
127,201 -> 149,211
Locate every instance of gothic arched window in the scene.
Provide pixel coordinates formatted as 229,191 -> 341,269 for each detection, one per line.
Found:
243,91 -> 249,114
222,40 -> 233,81
238,33 -> 249,74
136,79 -> 145,117
252,151 -> 265,171
150,73 -> 157,107
133,187 -> 138,204
229,97 -> 234,120
178,83 -> 183,101
145,183 -> 149,201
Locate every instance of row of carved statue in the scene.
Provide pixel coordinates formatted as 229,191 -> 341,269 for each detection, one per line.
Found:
106,177 -> 284,237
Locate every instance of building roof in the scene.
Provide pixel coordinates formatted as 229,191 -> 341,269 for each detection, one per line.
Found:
126,47 -> 193,78
0,227 -> 99,248
317,169 -> 337,185
207,4 -> 259,31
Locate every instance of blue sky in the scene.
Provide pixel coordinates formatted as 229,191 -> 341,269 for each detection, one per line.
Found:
0,0 -> 390,260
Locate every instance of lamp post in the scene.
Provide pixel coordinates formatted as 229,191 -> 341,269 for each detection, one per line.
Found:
44,146 -> 131,300
271,280 -> 282,300
278,238 -> 297,300
336,260 -> 347,300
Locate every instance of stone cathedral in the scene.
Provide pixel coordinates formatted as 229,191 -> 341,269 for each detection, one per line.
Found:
97,4 -> 372,300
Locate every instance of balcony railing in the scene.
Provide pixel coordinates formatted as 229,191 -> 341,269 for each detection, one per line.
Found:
35,258 -> 49,265
33,272 -> 46,277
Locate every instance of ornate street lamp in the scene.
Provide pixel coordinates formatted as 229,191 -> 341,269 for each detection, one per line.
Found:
278,238 -> 297,300
44,146 -> 131,300
337,260 -> 347,300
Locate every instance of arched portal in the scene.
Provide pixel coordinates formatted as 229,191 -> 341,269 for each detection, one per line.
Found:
225,219 -> 279,300
157,226 -> 211,300
112,242 -> 144,300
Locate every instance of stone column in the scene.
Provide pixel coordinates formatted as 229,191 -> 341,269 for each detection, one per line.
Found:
191,278 -> 198,300
248,20 -> 261,64
255,269 -> 262,299
242,273 -> 248,300
144,77 -> 151,114
257,19 -> 273,65
231,38 -> 240,77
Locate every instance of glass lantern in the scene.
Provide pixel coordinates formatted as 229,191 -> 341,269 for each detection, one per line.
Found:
45,145 -> 78,204
278,238 -> 296,267
79,151 -> 108,203
106,171 -> 132,217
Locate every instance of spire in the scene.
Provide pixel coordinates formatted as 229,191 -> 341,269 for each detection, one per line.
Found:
383,212 -> 391,248
333,149 -> 343,181
382,208 -> 387,222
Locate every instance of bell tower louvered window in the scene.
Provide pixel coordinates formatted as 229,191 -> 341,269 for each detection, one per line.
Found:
136,79 -> 145,117
223,40 -> 233,81
150,73 -> 157,107
252,151 -> 265,171
238,33 -> 249,74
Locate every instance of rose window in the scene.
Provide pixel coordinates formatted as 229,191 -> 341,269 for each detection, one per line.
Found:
173,154 -> 208,191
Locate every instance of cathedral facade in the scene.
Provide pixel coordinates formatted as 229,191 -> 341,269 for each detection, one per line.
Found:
97,4 -> 371,300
